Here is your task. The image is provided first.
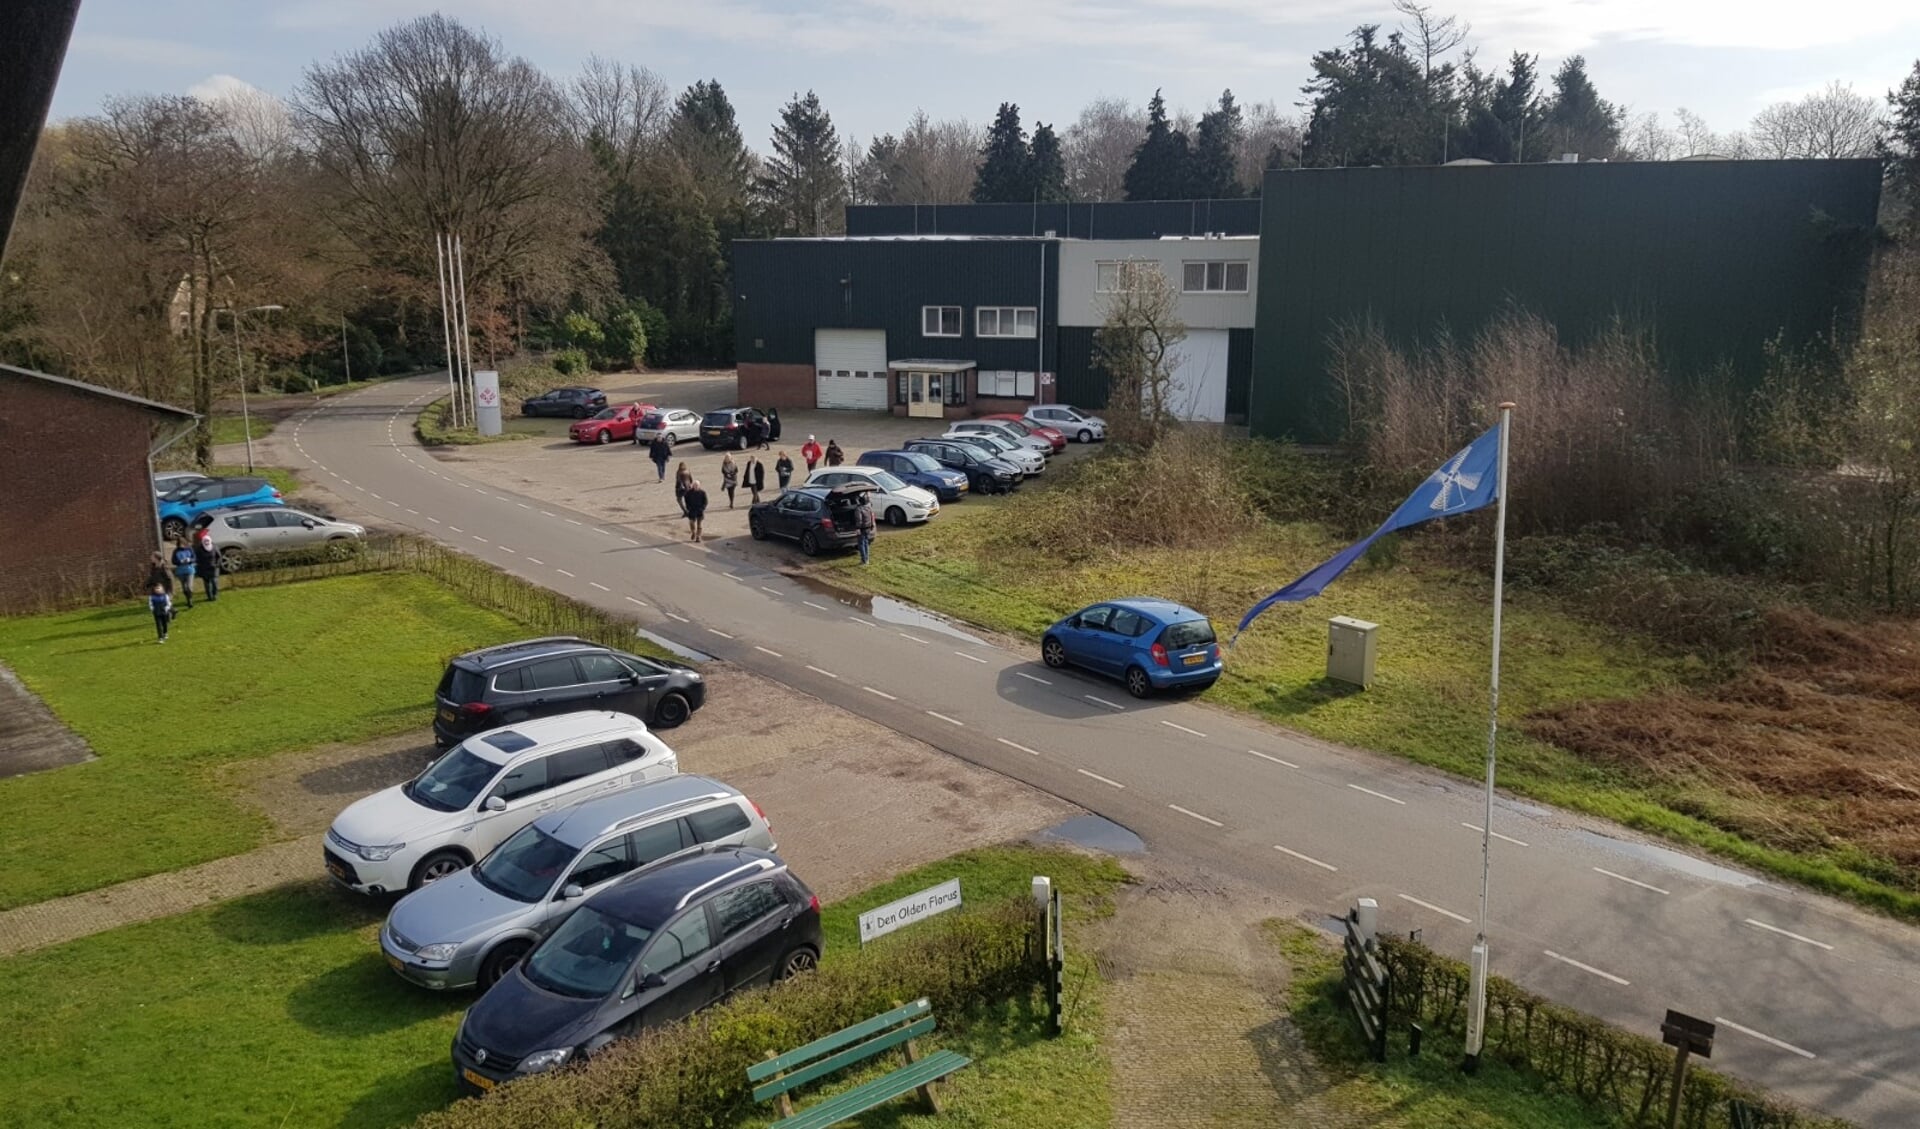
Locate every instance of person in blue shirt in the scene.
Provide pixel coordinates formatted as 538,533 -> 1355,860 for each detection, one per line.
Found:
148,584 -> 172,642
169,538 -> 198,608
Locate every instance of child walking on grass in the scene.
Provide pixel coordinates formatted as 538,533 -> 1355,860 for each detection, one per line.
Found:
149,584 -> 172,643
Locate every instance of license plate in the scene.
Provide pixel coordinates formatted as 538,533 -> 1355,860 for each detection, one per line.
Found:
462,1068 -> 496,1092
438,707 -> 455,722
387,954 -> 404,974
958,482 -> 968,493
1183,653 -> 1205,666
326,859 -> 348,881
702,429 -> 720,436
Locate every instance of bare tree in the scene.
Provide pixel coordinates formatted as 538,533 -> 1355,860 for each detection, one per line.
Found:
1751,82 -> 1884,159
1066,97 -> 1143,202
198,83 -> 297,162
1621,111 -> 1680,161
570,56 -> 671,180
1238,100 -> 1304,189
1393,0 -> 1470,81
1670,107 -> 1753,158
885,111 -> 978,204
1093,260 -> 1186,445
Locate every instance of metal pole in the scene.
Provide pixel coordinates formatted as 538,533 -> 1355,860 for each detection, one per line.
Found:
453,234 -> 476,428
1464,401 -> 1515,1070
234,312 -> 255,473
434,233 -> 459,427
340,315 -> 352,384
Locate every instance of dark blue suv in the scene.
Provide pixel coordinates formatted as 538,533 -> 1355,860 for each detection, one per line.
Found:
857,450 -> 970,502
1042,598 -> 1223,698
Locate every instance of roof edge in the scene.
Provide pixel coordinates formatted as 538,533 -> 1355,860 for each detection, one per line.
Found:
1,363 -> 200,419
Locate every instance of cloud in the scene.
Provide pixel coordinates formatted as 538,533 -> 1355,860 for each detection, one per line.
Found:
72,33 -> 228,68
186,74 -> 267,103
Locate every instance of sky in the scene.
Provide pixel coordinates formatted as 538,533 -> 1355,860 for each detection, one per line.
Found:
47,0 -> 1920,150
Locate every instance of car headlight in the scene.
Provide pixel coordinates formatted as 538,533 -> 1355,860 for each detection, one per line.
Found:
358,843 -> 405,862
518,1047 -> 572,1074
414,942 -> 461,962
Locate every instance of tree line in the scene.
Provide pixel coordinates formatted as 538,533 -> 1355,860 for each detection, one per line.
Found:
0,7 -> 1915,463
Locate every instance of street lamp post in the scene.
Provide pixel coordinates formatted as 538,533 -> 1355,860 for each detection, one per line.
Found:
213,303 -> 284,473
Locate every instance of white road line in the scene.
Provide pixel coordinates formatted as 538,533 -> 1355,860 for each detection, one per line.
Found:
1076,768 -> 1125,789
427,517 -> 442,524
1248,749 -> 1299,769
1743,919 -> 1834,951
540,510 -> 553,516
369,492 -> 382,500
497,546 -> 516,554
754,645 -> 783,658
1084,694 -> 1126,711
708,628 -> 735,639
760,586 -> 782,596
447,526 -> 463,533
805,665 -> 840,679
565,518 -> 583,526
404,508 -> 418,515
1160,719 -> 1207,738
594,527 -> 611,536
1593,867 -> 1669,896
1543,950 -> 1630,986
555,569 -> 575,578
803,600 -> 831,611
862,686 -> 898,700
684,559 -> 707,569
1714,1016 -> 1817,1059
997,737 -> 1041,756
664,612 -> 689,623
1463,823 -> 1530,848
954,651 -> 988,664
926,710 -> 964,727
849,616 -> 877,628
1016,672 -> 1052,685
589,581 -> 610,591
1273,844 -> 1338,872
525,557 -> 545,565
471,536 -> 488,544
726,572 -> 748,582
625,596 -> 648,607
1348,783 -> 1406,806
1397,894 -> 1471,924
898,633 -> 929,644
518,503 -> 532,510
652,548 -> 671,556
1169,804 -> 1223,827
621,537 -> 639,545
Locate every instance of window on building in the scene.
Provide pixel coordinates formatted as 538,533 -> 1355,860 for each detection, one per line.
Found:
1181,260 -> 1250,293
976,307 -> 1037,338
1095,260 -> 1156,293
896,372 -> 909,404
946,371 -> 968,406
980,371 -> 1038,398
922,306 -> 961,337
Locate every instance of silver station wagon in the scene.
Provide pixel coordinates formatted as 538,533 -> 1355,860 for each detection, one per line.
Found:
379,775 -> 776,990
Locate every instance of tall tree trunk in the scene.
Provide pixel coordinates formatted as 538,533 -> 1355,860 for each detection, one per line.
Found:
190,237 -> 213,467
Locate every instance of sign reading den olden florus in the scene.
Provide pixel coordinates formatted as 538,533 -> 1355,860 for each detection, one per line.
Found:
858,878 -> 963,944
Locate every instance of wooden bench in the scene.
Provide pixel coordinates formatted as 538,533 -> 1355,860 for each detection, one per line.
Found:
748,998 -> 972,1128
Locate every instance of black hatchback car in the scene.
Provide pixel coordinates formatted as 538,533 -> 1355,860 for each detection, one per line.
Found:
451,848 -> 821,1093
903,438 -> 1022,494
432,637 -> 705,748
747,483 -> 872,556
698,406 -> 781,450
522,387 -> 607,418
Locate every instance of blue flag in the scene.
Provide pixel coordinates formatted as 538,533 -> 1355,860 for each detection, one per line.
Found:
1234,422 -> 1504,642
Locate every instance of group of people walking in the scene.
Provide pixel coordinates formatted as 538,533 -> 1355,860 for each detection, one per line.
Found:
635,418 -> 871,556
143,524 -> 220,642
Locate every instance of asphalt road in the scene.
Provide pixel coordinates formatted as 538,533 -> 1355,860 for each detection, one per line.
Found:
294,376 -> 1920,1125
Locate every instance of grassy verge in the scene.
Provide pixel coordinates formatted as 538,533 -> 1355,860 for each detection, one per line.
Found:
0,845 -> 1122,1129
0,572 -> 525,909
415,396 -> 526,446
830,499 -> 1920,919
206,413 -> 271,447
207,462 -> 300,498
1268,921 -> 1614,1129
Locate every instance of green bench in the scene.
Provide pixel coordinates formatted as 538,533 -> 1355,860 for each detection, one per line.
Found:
748,998 -> 972,1128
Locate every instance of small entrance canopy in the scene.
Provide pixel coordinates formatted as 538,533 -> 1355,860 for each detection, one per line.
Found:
887,359 -> 975,373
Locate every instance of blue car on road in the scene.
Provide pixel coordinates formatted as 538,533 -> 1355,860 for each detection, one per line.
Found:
1042,598 -> 1223,699
857,450 -> 970,502
157,476 -> 283,539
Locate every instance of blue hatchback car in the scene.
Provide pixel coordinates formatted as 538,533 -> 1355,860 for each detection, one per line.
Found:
1042,598 -> 1223,698
857,450 -> 970,502
157,476 -> 283,539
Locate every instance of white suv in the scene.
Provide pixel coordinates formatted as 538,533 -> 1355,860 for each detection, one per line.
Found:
325,712 -> 679,895
1024,404 -> 1107,443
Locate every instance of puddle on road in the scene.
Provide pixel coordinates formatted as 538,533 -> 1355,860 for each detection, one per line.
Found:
783,573 -> 984,644
634,628 -> 713,664
1571,829 -> 1768,889
1038,814 -> 1146,855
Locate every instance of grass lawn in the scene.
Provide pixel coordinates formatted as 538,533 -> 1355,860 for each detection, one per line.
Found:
0,572 -> 526,909
1268,922 -> 1614,1129
0,845 -> 1124,1129
205,412 -> 272,447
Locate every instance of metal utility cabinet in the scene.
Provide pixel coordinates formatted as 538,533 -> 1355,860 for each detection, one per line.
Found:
1327,616 -> 1378,688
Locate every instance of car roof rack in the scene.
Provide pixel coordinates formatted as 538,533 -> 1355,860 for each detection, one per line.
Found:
674,857 -> 777,910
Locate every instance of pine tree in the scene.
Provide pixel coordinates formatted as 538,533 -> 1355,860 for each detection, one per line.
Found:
972,102 -> 1034,203
1123,90 -> 1194,201
759,90 -> 845,235
858,133 -> 902,204
1461,52 -> 1540,162
1882,59 -> 1920,229
1300,26 -> 1436,167
669,80 -> 753,209
1029,123 -> 1069,202
1191,90 -> 1244,198
1540,56 -> 1623,160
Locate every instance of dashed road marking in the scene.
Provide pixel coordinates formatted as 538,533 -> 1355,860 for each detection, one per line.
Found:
565,518 -> 582,526
497,545 -> 516,553
898,633 -> 929,644
761,586 -> 782,595
594,527 -> 611,536
1076,768 -> 1125,789
1160,719 -> 1206,738
1593,867 -> 1668,896
447,526 -> 463,533
1248,749 -> 1299,768
1543,950 -> 1630,986
589,581 -> 609,591
526,557 -> 545,565
1348,783 -> 1406,806
1463,823 -> 1529,847
621,537 -> 639,545
1273,844 -> 1338,872
625,596 -> 648,607
926,710 -> 964,727
805,665 -> 839,679
1084,694 -> 1126,711
652,548 -> 671,556
427,517 -> 442,524
1016,672 -> 1051,685
1169,804 -> 1222,827
849,616 -> 877,627
664,612 -> 689,623
754,645 -> 783,658
708,628 -> 734,639
684,559 -> 707,569
1397,894 -> 1471,924
997,737 -> 1041,756
1743,919 -> 1834,951
471,536 -> 487,544
954,651 -> 988,664
540,510 -> 555,517
862,686 -> 897,700
1714,1016 -> 1816,1059
555,569 -> 575,578
404,508 -> 418,515
803,600 -> 831,611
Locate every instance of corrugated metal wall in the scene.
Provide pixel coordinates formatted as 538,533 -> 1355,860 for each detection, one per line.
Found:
1052,325 -> 1258,417
1250,160 -> 1883,444
847,200 -> 1262,240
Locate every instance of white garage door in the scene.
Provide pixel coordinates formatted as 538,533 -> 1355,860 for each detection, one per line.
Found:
1165,328 -> 1230,423
814,329 -> 889,410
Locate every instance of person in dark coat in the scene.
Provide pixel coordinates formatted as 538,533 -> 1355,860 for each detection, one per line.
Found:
824,439 -> 844,467
192,524 -> 220,602
854,494 -> 877,566
775,451 -> 794,490
744,456 -> 766,504
144,551 -> 173,597
648,433 -> 672,482
684,478 -> 709,542
673,461 -> 692,516
745,415 -> 765,450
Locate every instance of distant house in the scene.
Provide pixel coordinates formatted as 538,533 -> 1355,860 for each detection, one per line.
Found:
0,364 -> 199,612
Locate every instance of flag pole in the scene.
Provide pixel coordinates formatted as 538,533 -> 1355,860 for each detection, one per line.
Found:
1464,400 -> 1515,1075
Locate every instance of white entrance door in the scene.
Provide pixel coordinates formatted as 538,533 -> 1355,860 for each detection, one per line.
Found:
906,372 -> 944,418
1164,328 -> 1230,423
814,330 -> 888,410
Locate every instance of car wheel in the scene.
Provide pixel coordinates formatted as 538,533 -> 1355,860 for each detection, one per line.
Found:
572,406 -> 589,419
478,941 -> 530,989
217,547 -> 244,572
777,945 -> 819,980
1078,428 -> 1093,443
663,433 -> 676,449
749,515 -> 768,541
596,429 -> 612,445
1125,665 -> 1153,699
410,851 -> 468,890
885,506 -> 906,527
735,433 -> 748,451
161,517 -> 187,541
799,530 -> 820,556
653,692 -> 691,729
1042,635 -> 1068,669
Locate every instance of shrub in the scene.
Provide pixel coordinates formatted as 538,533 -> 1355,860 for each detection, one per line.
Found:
550,347 -> 591,377
1504,533 -> 1767,657
606,308 -> 648,370
413,898 -> 1040,1129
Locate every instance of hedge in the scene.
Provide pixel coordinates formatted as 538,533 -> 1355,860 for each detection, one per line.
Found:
414,897 -> 1041,1129
1376,936 -> 1849,1129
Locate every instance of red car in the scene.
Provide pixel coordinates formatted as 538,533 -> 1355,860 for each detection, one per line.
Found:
982,413 -> 1067,452
569,402 -> 653,445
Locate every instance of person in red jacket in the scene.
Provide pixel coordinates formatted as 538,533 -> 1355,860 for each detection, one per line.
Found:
800,435 -> 823,472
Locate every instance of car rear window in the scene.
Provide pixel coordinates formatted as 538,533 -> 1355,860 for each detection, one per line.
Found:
686,803 -> 752,842
1160,620 -> 1217,649
440,665 -> 488,704
641,412 -> 664,427
702,411 -> 734,427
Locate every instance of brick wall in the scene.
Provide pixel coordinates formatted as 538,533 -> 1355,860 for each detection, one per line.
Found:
0,374 -> 168,612
737,363 -> 816,410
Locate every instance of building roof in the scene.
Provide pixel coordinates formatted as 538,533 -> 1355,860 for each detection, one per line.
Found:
0,363 -> 199,419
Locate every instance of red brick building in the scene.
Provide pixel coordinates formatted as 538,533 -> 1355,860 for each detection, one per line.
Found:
0,365 -> 198,612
